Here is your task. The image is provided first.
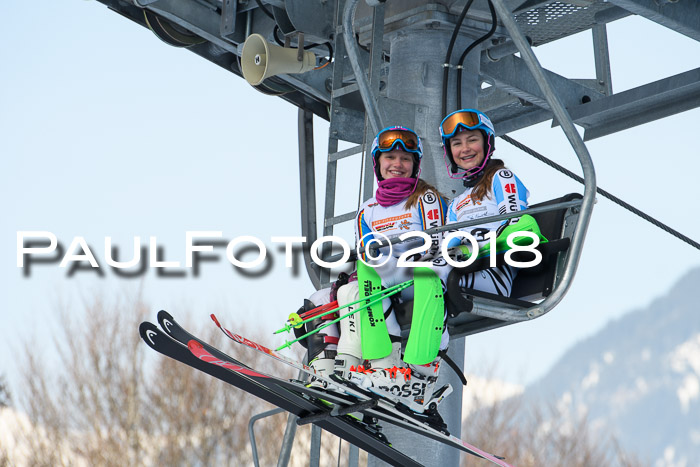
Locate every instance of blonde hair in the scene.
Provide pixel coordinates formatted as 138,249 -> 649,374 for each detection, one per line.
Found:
405,179 -> 446,209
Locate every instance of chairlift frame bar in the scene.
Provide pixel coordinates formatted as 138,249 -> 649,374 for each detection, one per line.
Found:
249,408 -> 285,467
343,0 -> 384,134
321,198 -> 582,263
490,0 -> 596,320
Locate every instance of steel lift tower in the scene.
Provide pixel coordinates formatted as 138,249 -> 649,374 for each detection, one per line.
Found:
95,0 -> 700,464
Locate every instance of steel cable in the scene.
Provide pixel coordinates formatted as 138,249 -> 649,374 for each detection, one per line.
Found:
501,134 -> 700,250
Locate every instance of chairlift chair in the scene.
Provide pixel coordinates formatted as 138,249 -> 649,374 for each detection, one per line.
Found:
394,193 -> 584,340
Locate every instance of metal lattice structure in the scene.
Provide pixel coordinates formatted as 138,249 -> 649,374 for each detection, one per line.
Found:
95,0 -> 700,465
95,0 -> 700,142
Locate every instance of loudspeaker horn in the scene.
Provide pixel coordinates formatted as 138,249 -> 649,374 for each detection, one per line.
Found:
241,33 -> 316,86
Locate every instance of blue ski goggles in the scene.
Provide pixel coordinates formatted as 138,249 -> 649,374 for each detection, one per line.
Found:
371,127 -> 423,157
439,109 -> 494,140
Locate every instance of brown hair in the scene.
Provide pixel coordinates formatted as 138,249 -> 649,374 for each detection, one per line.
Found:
470,158 -> 505,202
405,179 -> 445,209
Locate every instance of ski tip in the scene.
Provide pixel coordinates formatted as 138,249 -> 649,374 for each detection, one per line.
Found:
157,309 -> 174,322
210,314 -> 220,326
139,321 -> 153,334
139,322 -> 160,347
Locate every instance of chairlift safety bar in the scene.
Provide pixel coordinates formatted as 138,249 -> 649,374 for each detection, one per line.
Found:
322,198 -> 583,263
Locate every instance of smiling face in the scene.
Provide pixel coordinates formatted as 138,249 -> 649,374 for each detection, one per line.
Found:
378,149 -> 415,180
449,129 -> 485,171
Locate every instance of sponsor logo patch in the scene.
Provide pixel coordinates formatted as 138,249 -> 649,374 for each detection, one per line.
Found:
506,193 -> 518,211
372,213 -> 412,232
457,197 -> 471,209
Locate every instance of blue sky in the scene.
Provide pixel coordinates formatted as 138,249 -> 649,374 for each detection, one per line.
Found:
2,0 -> 700,394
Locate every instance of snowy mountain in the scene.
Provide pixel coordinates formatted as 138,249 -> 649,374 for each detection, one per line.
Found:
528,267 -> 700,466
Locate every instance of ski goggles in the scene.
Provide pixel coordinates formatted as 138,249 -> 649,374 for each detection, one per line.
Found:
374,128 -> 422,155
440,109 -> 494,139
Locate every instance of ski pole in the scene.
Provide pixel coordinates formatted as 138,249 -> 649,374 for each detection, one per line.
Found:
276,280 -> 411,334
275,280 -> 412,335
299,300 -> 338,320
285,300 -> 339,329
275,280 -> 414,351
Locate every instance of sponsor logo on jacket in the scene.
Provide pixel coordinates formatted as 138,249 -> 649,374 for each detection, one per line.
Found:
456,195 -> 481,211
372,213 -> 412,232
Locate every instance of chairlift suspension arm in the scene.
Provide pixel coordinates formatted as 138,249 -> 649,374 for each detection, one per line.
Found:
490,0 -> 597,319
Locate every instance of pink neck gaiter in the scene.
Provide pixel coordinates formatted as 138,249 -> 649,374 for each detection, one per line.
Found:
375,177 -> 417,207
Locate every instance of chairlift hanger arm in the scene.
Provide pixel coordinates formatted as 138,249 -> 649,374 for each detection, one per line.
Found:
490,0 -> 596,318
342,0 -> 384,134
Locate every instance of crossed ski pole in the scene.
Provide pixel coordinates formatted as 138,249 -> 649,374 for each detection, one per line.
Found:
286,300 -> 340,328
275,279 -> 414,351
276,279 -> 412,334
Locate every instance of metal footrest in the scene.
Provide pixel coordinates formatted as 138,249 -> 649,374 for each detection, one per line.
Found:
297,398 -> 379,426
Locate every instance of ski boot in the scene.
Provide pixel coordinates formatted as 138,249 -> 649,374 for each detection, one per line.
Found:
347,342 -> 419,409
293,299 -> 338,381
349,352 -> 451,416
333,282 -> 363,381
348,366 -> 429,413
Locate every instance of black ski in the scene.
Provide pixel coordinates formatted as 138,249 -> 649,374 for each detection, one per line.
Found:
139,321 -> 422,467
209,314 -> 513,466
155,311 -> 512,466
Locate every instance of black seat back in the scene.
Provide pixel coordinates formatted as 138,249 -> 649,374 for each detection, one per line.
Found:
444,193 -> 582,313
510,192 -> 581,300
392,193 -> 582,335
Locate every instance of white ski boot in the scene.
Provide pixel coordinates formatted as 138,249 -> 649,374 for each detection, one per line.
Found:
333,282 -> 363,380
349,354 -> 451,414
292,298 -> 339,385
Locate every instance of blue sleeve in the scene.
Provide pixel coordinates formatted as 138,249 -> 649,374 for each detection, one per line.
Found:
355,208 -> 373,261
446,199 -> 458,223
416,190 -> 449,259
445,200 -> 462,248
492,170 -> 529,215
